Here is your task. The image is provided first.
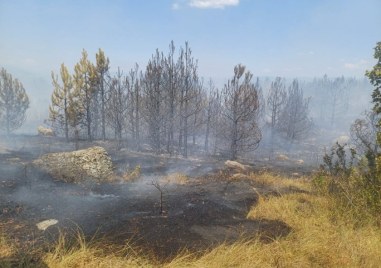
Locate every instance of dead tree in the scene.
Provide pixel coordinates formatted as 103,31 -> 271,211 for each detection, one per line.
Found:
278,79 -> 313,142
150,180 -> 167,215
191,80 -> 206,150
177,42 -> 199,158
126,64 -> 141,150
266,77 -> 286,155
163,41 -> 179,155
204,79 -> 220,154
267,77 -> 286,129
107,68 -> 128,149
220,64 -> 262,160
142,50 -> 165,153
95,49 -> 110,141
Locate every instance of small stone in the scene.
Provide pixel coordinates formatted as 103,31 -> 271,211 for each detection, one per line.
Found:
36,219 -> 58,231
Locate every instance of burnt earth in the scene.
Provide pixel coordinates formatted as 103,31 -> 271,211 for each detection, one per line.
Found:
0,135 -> 302,261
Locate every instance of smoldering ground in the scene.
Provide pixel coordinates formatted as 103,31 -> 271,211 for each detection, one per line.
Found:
0,135 -> 313,260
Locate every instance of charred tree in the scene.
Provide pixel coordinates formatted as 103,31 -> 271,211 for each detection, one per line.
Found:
95,49 -> 110,141
126,64 -> 141,150
178,42 -> 199,158
221,64 -> 262,160
0,68 -> 29,135
107,68 -> 128,149
278,79 -> 313,142
142,50 -> 165,154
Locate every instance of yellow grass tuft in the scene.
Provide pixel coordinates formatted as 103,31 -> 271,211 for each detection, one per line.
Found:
123,165 -> 141,181
247,172 -> 310,191
161,172 -> 189,185
0,234 -> 15,258
43,232 -> 152,268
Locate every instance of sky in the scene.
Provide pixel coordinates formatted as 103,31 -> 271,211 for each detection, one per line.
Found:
0,0 -> 380,100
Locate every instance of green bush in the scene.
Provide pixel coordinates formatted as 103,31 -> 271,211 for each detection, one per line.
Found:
314,142 -> 381,224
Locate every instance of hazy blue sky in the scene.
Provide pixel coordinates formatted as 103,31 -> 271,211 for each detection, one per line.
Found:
1,0 -> 380,93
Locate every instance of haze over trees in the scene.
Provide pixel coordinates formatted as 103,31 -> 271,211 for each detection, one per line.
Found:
0,68 -> 30,135
47,42 -> 266,159
47,40 -> 372,161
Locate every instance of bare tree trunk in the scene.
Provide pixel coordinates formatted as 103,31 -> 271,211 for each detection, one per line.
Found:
101,77 -> 106,140
135,83 -> 140,150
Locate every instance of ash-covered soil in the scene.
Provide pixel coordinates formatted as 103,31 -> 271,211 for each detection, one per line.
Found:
0,135 -> 313,260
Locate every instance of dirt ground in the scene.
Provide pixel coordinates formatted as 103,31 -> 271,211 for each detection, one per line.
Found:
0,135 -> 314,261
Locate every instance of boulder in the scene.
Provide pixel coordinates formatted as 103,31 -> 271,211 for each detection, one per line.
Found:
225,160 -> 249,171
37,126 -> 55,136
276,154 -> 289,161
33,146 -> 113,182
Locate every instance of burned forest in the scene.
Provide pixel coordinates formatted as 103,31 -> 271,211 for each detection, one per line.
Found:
1,1 -> 381,267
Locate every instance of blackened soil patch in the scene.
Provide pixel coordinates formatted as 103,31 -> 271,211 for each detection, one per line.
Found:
0,136 -> 299,261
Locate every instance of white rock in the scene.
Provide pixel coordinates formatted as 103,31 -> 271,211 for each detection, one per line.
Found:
37,126 -> 55,136
36,219 -> 58,231
225,160 -> 248,171
276,154 -> 289,161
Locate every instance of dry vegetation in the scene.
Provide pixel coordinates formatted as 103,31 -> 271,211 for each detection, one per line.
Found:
1,172 -> 380,267
122,165 -> 142,181
0,235 -> 15,259
160,172 -> 189,185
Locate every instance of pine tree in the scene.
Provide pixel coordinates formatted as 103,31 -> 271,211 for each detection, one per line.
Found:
278,79 -> 312,141
95,48 -> 110,141
367,42 -> 381,126
49,63 -> 73,141
73,49 -> 97,141
220,64 -> 261,160
366,42 -> 381,178
0,68 -> 29,134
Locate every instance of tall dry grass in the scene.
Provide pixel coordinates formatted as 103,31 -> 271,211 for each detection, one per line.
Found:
43,232 -> 152,268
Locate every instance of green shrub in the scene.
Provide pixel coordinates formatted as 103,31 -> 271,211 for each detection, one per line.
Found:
314,142 -> 381,224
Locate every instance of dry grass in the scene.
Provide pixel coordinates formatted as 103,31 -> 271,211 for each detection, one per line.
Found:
165,190 -> 381,267
43,232 -> 152,268
0,234 -> 18,268
5,173 -> 381,267
0,234 -> 15,258
247,172 -> 310,190
122,165 -> 141,181
160,172 -> 189,185
245,192 -> 381,267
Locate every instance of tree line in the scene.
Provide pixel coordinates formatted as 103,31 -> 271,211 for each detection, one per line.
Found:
0,42 -> 372,161
48,41 -> 315,160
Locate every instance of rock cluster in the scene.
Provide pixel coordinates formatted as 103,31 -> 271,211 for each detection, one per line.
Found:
34,146 -> 113,182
